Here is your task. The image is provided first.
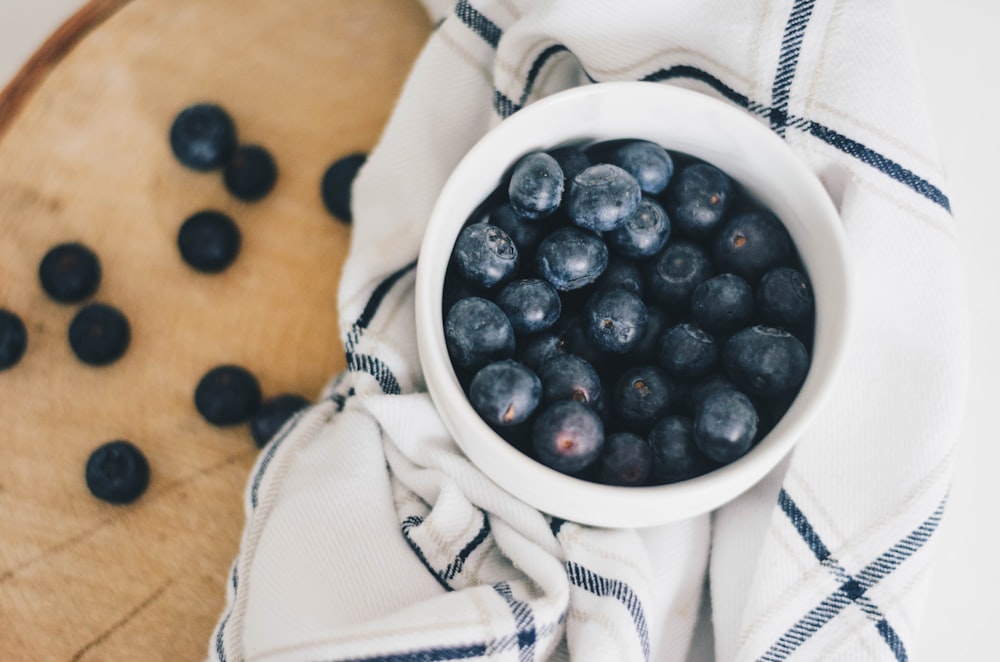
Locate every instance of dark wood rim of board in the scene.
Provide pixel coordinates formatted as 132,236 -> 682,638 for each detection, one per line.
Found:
0,0 -> 131,138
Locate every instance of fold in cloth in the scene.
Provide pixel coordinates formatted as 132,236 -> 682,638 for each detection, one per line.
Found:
209,1 -> 967,660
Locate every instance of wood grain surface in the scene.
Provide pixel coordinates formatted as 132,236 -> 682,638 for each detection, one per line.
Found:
0,1 -> 430,659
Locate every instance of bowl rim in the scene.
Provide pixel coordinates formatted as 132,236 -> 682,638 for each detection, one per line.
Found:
415,81 -> 854,528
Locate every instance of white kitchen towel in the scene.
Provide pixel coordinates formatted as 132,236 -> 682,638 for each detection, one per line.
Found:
209,1 -> 968,660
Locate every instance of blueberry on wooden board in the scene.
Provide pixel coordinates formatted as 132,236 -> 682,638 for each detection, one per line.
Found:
85,440 -> 150,504
321,152 -> 367,222
0,308 -> 27,370
532,400 -> 605,475
38,242 -> 102,303
169,103 -> 237,171
177,210 -> 241,273
224,145 -> 278,202
251,393 -> 311,447
508,152 -> 564,220
597,431 -> 652,486
195,365 -> 262,426
68,303 -> 131,366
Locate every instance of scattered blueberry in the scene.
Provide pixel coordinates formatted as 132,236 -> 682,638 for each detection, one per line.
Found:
583,287 -> 648,354
757,266 -> 814,330
693,389 -> 757,464
690,273 -> 754,336
177,210 -> 241,273
223,144 -> 278,202
532,399 -> 605,475
535,226 -> 608,291
644,240 -> 714,311
251,393 -> 311,448
649,416 -> 710,483
194,364 -> 262,426
611,140 -> 674,195
321,152 -> 367,222
0,308 -> 27,370
538,352 -> 602,406
85,440 -> 150,504
452,223 -> 519,290
567,164 -> 642,232
658,322 -> 718,380
597,432 -> 652,486
444,297 -> 516,372
469,359 -> 542,426
612,365 -> 678,431
39,242 -> 102,303
495,278 -> 561,335
607,196 -> 671,259
714,210 -> 793,282
723,325 -> 809,397
169,102 -> 237,171
68,302 -> 131,366
665,162 -> 731,238
508,152 -> 564,219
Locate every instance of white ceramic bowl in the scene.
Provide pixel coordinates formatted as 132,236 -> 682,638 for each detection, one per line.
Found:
415,81 -> 852,528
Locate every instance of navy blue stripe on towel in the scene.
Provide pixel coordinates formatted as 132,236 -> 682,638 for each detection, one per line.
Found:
493,582 -> 537,662
454,0 -> 501,48
770,0 -> 816,135
565,561 -> 650,661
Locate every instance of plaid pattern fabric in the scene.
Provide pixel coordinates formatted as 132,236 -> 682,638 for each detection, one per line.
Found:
209,1 -> 966,660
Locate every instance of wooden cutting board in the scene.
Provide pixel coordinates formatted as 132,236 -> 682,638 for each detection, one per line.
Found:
0,1 -> 430,659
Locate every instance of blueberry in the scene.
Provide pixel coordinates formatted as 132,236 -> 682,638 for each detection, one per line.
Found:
623,305 -> 668,365
508,152 -> 564,219
757,266 -> 814,330
516,332 -> 566,371
0,308 -> 27,370
444,297 -> 515,372
38,242 -> 101,303
714,210 -> 793,282
321,152 -> 366,222
532,400 -> 605,475
548,145 -> 591,182
195,364 -> 262,426
583,287 -> 648,354
649,416 -> 711,483
223,144 -> 278,201
452,223 -> 519,290
644,240 -> 715,311
612,365 -> 679,431
554,315 -> 612,377
469,359 -> 542,426
611,140 -> 674,195
567,164 -> 642,232
495,278 -> 561,335
691,273 -> 754,336
686,373 -> 737,416
664,162 -> 731,238
251,393 -> 311,448
693,389 -> 757,464
597,432 -> 652,486
723,325 -> 809,397
489,203 -> 547,255
538,352 -> 602,406
607,196 -> 671,259
169,103 -> 237,171
595,255 -> 644,298
658,323 -> 719,380
535,226 -> 608,292
68,302 -> 130,366
442,266 -> 479,314
85,440 -> 151,504
177,210 -> 241,273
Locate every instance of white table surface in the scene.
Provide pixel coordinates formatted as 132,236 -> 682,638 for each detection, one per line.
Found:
1,2 -> 995,660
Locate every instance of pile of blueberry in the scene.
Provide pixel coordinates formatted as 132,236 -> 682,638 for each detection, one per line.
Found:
0,101 -> 366,505
443,140 -> 814,486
